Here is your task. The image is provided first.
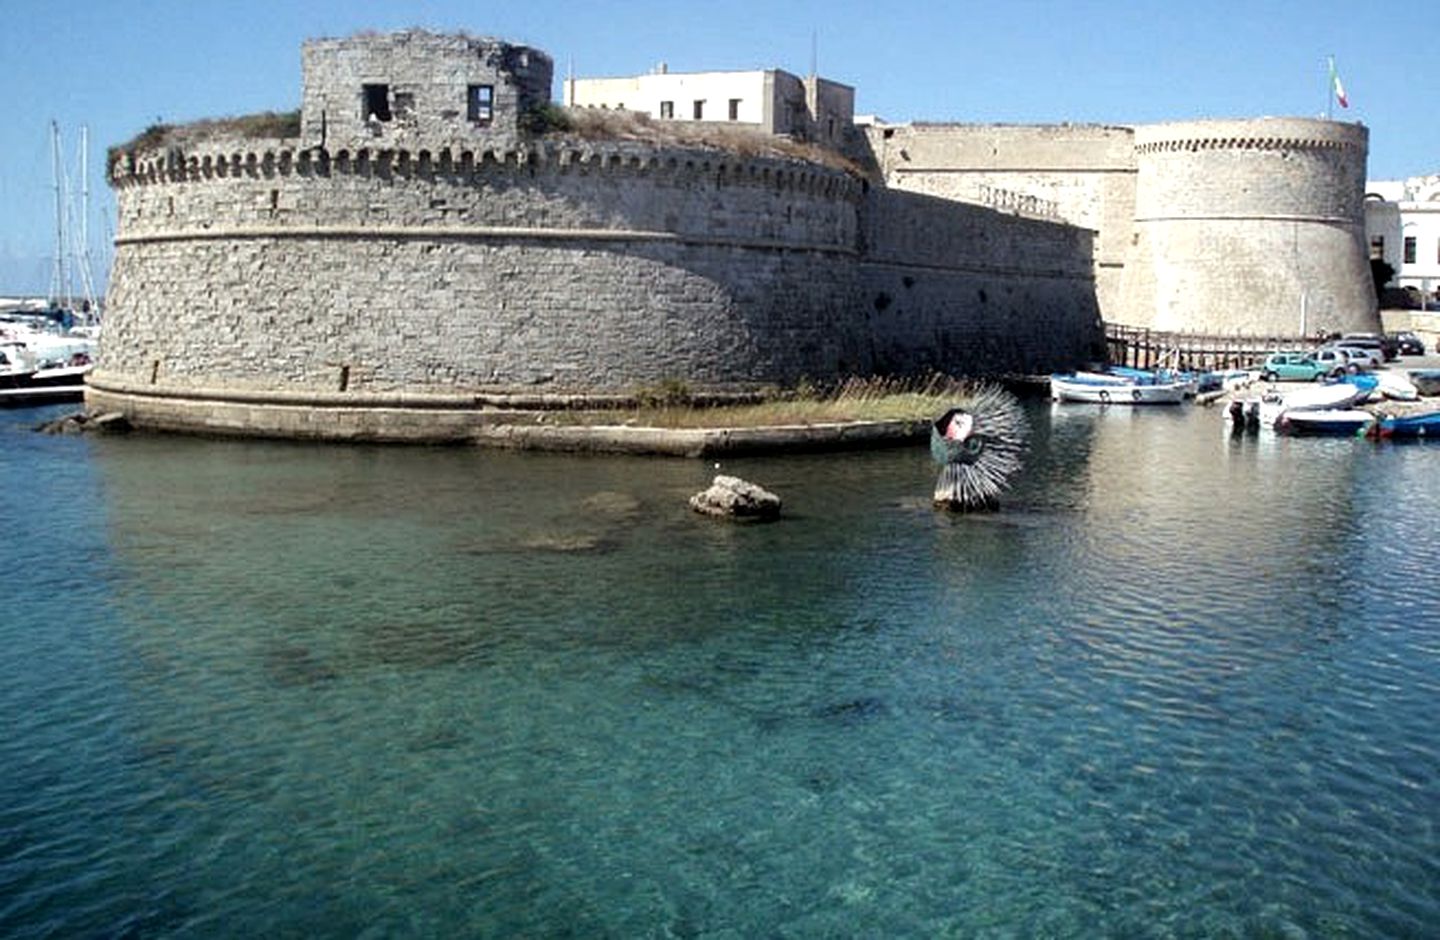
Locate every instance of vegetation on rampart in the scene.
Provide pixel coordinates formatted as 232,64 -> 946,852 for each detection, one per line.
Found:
106,104 -> 859,177
107,111 -> 301,171
533,106 -> 864,176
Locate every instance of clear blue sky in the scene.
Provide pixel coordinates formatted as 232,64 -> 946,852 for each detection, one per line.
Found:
2,0 -> 1431,295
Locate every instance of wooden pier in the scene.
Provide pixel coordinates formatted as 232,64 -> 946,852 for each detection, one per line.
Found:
1105,325 -> 1321,372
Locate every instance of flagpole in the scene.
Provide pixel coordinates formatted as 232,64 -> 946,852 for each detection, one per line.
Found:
1325,55 -> 1333,121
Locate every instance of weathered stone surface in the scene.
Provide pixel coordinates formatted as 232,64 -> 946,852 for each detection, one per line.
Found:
689,475 -> 781,519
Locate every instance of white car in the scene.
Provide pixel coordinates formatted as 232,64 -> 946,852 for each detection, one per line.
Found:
1312,347 -> 1356,375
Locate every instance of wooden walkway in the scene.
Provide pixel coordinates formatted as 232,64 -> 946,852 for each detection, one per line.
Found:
1105,325 -> 1320,372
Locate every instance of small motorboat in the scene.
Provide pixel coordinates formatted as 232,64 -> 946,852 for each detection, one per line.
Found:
1278,409 -> 1376,436
1049,374 -> 1188,405
1372,410 -> 1440,439
1407,370 -> 1440,397
1376,371 -> 1420,402
1253,381 -> 1366,429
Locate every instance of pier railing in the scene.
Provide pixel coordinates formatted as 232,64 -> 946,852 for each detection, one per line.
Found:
1105,324 -> 1322,372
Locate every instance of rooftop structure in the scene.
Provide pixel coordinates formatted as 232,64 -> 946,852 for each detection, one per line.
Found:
564,66 -> 854,145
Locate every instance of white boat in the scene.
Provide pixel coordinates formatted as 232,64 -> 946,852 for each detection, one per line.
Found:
1375,370 -> 1419,402
1253,382 -> 1366,429
1050,374 -> 1188,404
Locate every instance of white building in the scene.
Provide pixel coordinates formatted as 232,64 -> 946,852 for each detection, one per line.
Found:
563,65 -> 854,145
1365,173 -> 1440,308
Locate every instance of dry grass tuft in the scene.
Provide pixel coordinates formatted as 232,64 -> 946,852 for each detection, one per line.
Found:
572,374 -> 982,428
109,111 -> 301,168
540,107 -> 864,176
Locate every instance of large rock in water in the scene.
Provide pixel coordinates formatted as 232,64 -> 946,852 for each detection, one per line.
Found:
689,475 -> 782,520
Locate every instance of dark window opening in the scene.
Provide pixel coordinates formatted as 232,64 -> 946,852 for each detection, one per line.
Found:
1403,236 -> 1417,264
468,84 -> 494,124
728,98 -> 741,121
659,100 -> 674,119
693,99 -> 705,120
363,84 -> 392,122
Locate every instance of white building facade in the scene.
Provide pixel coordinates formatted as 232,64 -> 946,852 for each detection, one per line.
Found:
563,66 -> 854,144
1365,173 -> 1440,307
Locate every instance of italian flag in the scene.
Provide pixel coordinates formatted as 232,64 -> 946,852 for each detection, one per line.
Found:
1330,57 -> 1349,108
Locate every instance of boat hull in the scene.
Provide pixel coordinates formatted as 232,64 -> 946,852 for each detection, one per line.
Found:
1278,409 -> 1375,435
1050,376 -> 1187,405
1376,411 -> 1440,439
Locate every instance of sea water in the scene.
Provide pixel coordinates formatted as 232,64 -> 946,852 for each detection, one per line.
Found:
1,401 -> 1437,936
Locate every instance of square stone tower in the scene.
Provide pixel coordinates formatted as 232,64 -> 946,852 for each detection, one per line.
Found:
300,30 -> 554,152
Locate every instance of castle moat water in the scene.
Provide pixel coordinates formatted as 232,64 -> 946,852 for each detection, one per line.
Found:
3,400 -> 1438,936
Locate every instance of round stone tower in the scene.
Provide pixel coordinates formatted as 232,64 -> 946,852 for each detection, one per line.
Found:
1116,118 -> 1377,336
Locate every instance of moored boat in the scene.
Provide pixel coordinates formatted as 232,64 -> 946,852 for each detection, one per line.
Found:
1252,381 -> 1367,429
1407,370 -> 1440,397
1372,410 -> 1440,439
1049,374 -> 1188,405
1376,370 -> 1419,402
1278,408 -> 1375,436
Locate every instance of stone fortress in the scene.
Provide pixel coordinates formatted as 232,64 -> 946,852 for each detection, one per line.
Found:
90,30 -> 1378,441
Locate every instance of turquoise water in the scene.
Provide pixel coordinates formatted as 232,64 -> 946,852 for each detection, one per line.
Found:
2,401 -> 1438,936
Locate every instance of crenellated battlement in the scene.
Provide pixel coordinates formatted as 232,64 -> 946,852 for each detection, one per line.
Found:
1134,135 -> 1362,155
110,140 -> 864,202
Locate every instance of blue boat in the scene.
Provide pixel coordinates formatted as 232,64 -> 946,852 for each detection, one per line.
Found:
1375,410 -> 1440,439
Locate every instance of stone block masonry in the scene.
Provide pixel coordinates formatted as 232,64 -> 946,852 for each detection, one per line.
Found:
89,30 -> 1113,440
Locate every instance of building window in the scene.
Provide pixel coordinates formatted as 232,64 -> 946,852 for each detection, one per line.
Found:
468,84 -> 494,124
693,99 -> 705,120
659,100 -> 674,119
363,84 -> 392,122
1370,235 -> 1385,260
728,98 -> 741,121
1404,236 -> 1417,264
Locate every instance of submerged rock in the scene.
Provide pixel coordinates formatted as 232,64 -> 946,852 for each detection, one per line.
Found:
689,474 -> 781,520
34,410 -> 132,436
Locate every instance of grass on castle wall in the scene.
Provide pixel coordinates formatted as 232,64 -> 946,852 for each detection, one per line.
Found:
560,376 -> 973,428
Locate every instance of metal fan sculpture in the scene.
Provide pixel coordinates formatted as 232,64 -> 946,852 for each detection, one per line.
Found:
930,384 -> 1029,511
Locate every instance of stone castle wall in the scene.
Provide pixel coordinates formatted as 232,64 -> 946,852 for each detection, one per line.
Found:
860,188 -> 1101,374
94,26 -> 1104,442
1116,118 -> 1375,334
862,124 -> 1136,317
863,118 -> 1378,337
101,141 -> 878,402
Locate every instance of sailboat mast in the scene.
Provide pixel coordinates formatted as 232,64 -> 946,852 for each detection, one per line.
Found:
50,121 -> 68,310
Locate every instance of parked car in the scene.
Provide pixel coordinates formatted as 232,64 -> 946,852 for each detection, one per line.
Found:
1340,332 -> 1396,362
1388,331 -> 1426,356
1260,352 -> 1332,382
1312,347 -> 1357,375
1324,344 -> 1380,370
